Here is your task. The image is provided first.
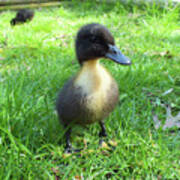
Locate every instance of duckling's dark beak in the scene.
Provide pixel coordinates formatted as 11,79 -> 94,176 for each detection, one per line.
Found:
105,44 -> 131,65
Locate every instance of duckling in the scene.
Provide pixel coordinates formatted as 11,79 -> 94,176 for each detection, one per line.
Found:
56,23 -> 131,152
10,9 -> 34,26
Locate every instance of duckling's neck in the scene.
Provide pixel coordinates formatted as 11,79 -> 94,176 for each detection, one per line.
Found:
74,60 -> 112,94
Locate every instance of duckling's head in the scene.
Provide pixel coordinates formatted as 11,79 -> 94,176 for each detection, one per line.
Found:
75,23 -> 131,65
10,18 -> 16,26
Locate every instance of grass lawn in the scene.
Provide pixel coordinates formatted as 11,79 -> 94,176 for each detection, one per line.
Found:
0,1 -> 180,179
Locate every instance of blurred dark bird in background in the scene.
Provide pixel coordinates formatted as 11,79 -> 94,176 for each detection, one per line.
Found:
10,9 -> 34,26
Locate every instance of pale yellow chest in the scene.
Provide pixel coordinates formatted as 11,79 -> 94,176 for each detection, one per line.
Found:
74,60 -> 113,114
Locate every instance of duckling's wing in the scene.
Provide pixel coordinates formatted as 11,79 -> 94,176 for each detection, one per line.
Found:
56,77 -> 84,125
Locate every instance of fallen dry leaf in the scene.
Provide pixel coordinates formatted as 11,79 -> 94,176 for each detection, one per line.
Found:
62,153 -> 71,158
161,51 -> 173,58
160,51 -> 168,56
83,139 -> 88,148
108,140 -> 118,147
153,103 -> 180,130
151,50 -> 173,59
100,141 -> 111,150
80,149 -> 94,156
74,174 -> 84,180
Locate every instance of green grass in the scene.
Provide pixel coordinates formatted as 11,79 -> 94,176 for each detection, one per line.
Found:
0,1 -> 180,179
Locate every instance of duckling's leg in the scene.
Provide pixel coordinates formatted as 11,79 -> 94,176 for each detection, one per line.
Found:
64,128 -> 72,153
99,121 -> 107,145
99,121 -> 107,137
64,127 -> 82,153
